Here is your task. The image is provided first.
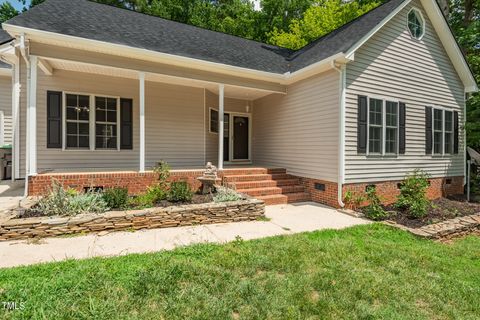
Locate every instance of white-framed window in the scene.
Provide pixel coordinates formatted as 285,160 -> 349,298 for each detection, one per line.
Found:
407,8 -> 425,40
367,97 -> 399,155
432,107 -> 454,155
63,92 -> 120,150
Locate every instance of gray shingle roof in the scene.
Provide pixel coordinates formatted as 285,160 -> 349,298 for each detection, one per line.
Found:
0,29 -> 13,69
4,0 -> 407,74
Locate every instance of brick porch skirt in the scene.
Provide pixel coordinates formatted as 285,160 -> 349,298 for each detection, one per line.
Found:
297,176 -> 464,208
28,170 -> 207,196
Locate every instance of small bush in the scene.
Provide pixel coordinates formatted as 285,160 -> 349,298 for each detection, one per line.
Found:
102,187 -> 129,209
147,184 -> 167,202
37,181 -> 109,216
167,181 -> 193,202
395,169 -> 430,218
363,186 -> 389,221
153,160 -> 171,187
343,190 -> 366,211
129,192 -> 157,209
213,187 -> 243,203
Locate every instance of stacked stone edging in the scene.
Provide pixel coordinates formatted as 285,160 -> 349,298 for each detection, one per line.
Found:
384,213 -> 480,240
0,199 -> 265,242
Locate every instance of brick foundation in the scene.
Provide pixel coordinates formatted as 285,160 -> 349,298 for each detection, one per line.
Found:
291,176 -> 464,209
28,170 -> 206,196
343,176 -> 464,206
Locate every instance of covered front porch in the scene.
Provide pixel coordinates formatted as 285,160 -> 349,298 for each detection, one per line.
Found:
12,42 -> 288,179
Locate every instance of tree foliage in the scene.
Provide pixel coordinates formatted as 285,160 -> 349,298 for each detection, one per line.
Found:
268,0 -> 381,49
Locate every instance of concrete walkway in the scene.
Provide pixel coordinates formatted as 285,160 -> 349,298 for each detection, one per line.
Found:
0,180 -> 24,223
0,202 -> 369,269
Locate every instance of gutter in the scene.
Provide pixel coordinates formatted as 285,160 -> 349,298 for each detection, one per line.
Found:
19,34 -> 31,198
332,60 -> 346,208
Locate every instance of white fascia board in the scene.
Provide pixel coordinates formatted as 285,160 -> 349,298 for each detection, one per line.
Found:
420,0 -> 478,92
2,24 -> 287,84
284,52 -> 351,84
3,23 -> 349,87
345,0 -> 412,60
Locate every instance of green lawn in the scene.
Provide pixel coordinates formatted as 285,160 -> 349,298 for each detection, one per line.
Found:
0,224 -> 479,320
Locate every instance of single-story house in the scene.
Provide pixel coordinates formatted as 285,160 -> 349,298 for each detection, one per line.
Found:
0,0 -> 476,206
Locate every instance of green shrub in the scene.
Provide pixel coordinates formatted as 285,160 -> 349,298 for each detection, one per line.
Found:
213,187 -> 243,203
167,181 -> 193,202
37,181 -> 109,216
129,192 -> 157,209
395,169 -> 430,218
363,186 -> 389,221
102,187 -> 129,209
343,190 -> 366,211
147,184 -> 167,202
153,160 -> 171,187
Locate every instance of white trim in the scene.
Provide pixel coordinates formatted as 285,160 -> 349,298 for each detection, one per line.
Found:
27,55 -> 37,176
0,111 -> 4,147
218,84 -> 224,170
430,105 -> 454,157
139,72 -> 145,172
203,88 -> 206,165
406,7 -> 426,41
345,0 -> 412,59
38,58 -> 53,75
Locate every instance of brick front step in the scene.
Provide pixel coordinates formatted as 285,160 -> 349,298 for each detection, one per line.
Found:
237,185 -> 305,197
232,179 -> 301,189
257,192 -> 311,205
222,168 -> 286,176
224,173 -> 293,183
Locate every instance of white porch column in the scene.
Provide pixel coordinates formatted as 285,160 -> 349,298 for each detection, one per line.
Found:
27,55 -> 38,176
139,72 -> 146,172
218,84 -> 225,170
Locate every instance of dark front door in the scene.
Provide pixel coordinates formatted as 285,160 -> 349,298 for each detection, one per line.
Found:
233,116 -> 249,160
224,113 -> 230,162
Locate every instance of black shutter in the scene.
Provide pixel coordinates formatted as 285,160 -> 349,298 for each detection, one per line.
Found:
425,106 -> 432,154
47,91 -> 62,148
399,102 -> 406,154
120,98 -> 133,150
357,95 -> 368,154
453,111 -> 459,154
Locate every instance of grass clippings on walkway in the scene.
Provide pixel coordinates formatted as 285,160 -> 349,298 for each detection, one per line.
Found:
0,224 -> 479,319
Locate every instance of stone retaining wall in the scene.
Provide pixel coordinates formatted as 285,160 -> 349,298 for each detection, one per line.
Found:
384,213 -> 480,241
0,199 -> 265,242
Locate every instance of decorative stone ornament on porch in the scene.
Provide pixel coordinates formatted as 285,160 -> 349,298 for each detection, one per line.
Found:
197,162 -> 221,195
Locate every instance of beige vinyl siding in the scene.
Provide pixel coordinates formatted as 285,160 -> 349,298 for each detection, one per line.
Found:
0,75 -> 12,146
18,64 -> 206,176
344,0 -> 465,183
253,69 -> 340,182
204,90 -> 251,165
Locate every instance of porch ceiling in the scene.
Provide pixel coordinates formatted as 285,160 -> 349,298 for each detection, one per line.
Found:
46,58 -> 273,100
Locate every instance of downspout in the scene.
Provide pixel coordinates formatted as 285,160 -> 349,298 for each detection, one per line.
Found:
19,34 -> 30,198
332,61 -> 346,208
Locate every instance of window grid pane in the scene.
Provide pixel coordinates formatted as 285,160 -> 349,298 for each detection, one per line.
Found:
95,97 -> 117,149
433,109 -> 443,154
444,111 -> 453,154
65,94 -> 90,149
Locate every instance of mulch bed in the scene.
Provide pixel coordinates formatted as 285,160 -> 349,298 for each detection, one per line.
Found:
375,197 -> 480,228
